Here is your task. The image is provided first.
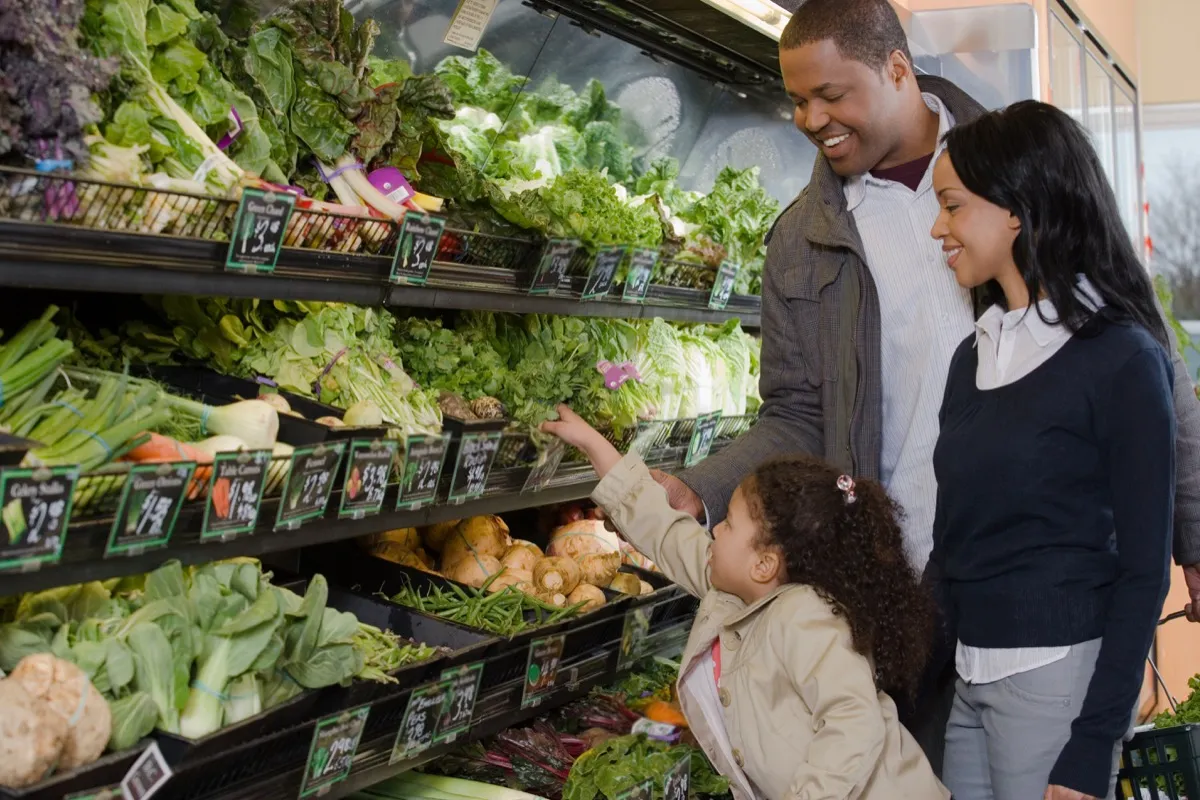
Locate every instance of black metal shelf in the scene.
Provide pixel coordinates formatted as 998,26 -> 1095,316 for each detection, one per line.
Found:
0,222 -> 761,328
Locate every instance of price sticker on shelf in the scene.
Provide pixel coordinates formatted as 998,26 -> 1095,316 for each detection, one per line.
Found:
397,433 -> 450,510
226,187 -> 295,273
276,442 -> 345,530
529,238 -> 578,295
436,662 -> 484,743
708,261 -> 739,310
623,249 -> 658,302
522,439 -> 566,493
390,682 -> 450,763
582,245 -> 626,300
301,705 -> 371,798
200,450 -> 271,541
339,439 -> 396,520
684,412 -> 722,468
662,751 -> 691,800
617,780 -> 654,800
120,741 -> 172,800
522,634 -> 566,709
106,462 -> 196,558
618,607 -> 651,672
447,432 -> 501,503
0,465 -> 78,573
390,211 -> 446,285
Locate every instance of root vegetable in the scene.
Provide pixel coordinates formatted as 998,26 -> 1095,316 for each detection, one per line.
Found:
535,589 -> 568,608
257,393 -> 291,414
368,541 -> 429,572
532,556 -> 582,594
0,679 -> 67,788
375,528 -> 421,551
441,516 -> 510,568
639,580 -> 654,595
486,568 -> 532,594
577,551 -> 621,587
413,547 -> 435,570
316,416 -> 346,427
567,583 -> 606,611
547,519 -> 620,561
608,572 -> 642,595
8,654 -> 108,770
501,542 -> 541,573
421,520 -> 461,553
446,554 -> 502,589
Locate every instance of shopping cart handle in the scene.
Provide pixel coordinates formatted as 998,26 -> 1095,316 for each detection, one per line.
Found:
1159,609 -> 1188,625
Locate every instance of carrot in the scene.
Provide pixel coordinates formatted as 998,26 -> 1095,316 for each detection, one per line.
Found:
124,433 -> 212,465
643,700 -> 688,728
212,477 -> 231,519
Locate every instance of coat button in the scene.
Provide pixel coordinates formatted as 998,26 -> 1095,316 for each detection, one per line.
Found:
718,688 -> 731,707
733,748 -> 744,767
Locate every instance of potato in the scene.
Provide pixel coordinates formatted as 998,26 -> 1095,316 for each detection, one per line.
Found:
501,541 -> 541,573
578,551 -> 621,587
567,583 -> 607,612
547,519 -> 620,561
9,654 -> 109,770
442,516 -> 510,568
0,679 -> 67,788
447,554 -> 503,589
608,572 -> 643,595
420,520 -> 461,553
532,556 -> 582,594
486,567 -> 532,594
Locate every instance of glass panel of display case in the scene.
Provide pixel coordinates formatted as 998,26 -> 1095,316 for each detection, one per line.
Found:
1050,14 -> 1084,124
1113,86 -> 1140,244
1085,50 -> 1116,187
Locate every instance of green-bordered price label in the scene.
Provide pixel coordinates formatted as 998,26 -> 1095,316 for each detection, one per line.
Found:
663,751 -> 691,800
390,682 -> 450,764
339,439 -> 396,519
623,249 -> 658,302
447,431 -> 501,503
522,634 -> 566,709
0,465 -> 78,573
617,780 -> 654,800
106,462 -> 196,557
618,607 -> 651,671
121,741 -> 172,800
226,188 -> 296,272
397,433 -> 450,510
436,663 -> 484,743
529,238 -> 578,294
708,261 -> 739,310
582,245 -> 626,300
301,705 -> 370,798
684,412 -> 722,468
276,442 -> 345,530
522,439 -> 565,493
201,450 -> 271,541
390,211 -> 446,285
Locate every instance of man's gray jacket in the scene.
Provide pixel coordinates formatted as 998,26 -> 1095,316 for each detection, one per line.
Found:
678,75 -> 1200,566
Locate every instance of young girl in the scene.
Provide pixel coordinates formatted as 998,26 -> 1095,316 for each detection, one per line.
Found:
542,407 -> 949,800
929,100 -> 1176,800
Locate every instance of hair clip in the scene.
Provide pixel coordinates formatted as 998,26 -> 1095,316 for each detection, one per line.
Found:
836,474 -> 857,505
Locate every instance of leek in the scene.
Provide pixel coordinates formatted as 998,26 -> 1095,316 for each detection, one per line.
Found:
357,773 -> 549,800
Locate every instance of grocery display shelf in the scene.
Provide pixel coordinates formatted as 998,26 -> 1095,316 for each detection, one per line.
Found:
0,220 -> 761,328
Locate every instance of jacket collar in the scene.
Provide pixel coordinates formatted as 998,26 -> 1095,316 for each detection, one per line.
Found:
720,583 -> 797,628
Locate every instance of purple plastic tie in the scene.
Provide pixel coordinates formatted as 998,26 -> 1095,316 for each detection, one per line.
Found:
255,376 -> 278,387
216,107 -> 244,150
312,347 -> 348,397
314,160 -> 365,184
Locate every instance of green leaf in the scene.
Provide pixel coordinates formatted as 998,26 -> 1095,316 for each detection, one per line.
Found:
108,691 -> 160,751
146,4 -> 190,46
106,637 -> 136,691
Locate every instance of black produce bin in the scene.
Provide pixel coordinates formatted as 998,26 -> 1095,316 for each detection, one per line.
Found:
621,566 -> 698,632
163,718 -> 317,800
1118,723 -> 1200,800
0,744 -> 144,800
153,689 -> 320,768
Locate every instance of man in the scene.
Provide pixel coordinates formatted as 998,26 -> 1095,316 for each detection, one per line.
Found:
648,0 -> 1200,778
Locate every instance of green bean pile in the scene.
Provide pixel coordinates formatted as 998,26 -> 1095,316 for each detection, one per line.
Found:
354,623 -> 442,683
390,578 -> 585,636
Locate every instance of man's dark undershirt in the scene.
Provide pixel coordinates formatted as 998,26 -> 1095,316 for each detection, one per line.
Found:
870,152 -> 934,192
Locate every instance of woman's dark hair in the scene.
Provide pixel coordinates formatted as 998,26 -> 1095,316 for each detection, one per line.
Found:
942,100 -> 1170,348
743,455 -> 933,701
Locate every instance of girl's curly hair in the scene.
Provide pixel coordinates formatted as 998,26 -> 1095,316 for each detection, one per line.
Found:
742,455 -> 934,701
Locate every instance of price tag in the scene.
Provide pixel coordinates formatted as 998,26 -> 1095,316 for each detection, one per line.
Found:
582,246 -> 626,300
522,439 -> 565,493
397,434 -> 450,510
522,634 -> 565,709
629,420 -> 669,459
339,439 -> 396,520
390,212 -> 446,285
0,465 -> 78,572
120,741 -> 171,800
623,249 -> 658,302
618,607 -> 650,671
663,751 -> 691,800
617,780 -> 654,800
200,450 -> 271,541
436,662 -> 484,742
276,442 -> 345,530
684,412 -> 722,467
300,705 -> 370,797
390,682 -> 449,763
708,261 -> 739,310
226,188 -> 295,272
443,0 -> 499,51
106,462 -> 196,557
529,238 -> 578,294
447,432 -> 501,503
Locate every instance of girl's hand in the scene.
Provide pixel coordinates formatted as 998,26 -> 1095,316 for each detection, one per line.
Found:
1044,785 -> 1098,800
541,405 -> 622,478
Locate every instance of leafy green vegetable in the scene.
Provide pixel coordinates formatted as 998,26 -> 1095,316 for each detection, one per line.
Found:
1155,674 -> 1200,727
563,734 -> 729,800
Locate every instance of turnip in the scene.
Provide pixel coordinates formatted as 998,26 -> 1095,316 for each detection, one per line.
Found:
441,516 -> 510,570
420,520 -> 461,553
547,519 -> 620,561
578,551 -> 621,587
8,654 -> 110,769
0,679 -> 67,788
533,556 -> 582,595
567,584 -> 606,612
485,568 -> 532,594
446,554 -> 502,588
501,541 -> 541,573
608,572 -> 643,595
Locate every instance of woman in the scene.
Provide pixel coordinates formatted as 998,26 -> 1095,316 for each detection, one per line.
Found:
928,99 -> 1175,800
